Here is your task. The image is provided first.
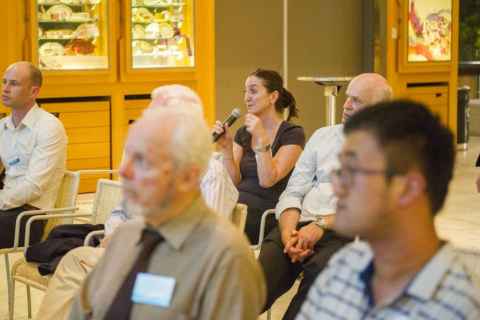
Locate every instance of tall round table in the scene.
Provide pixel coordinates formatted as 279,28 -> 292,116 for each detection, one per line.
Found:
298,76 -> 353,126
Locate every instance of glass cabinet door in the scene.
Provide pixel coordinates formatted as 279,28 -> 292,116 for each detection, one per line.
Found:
36,0 -> 109,70
131,0 -> 195,69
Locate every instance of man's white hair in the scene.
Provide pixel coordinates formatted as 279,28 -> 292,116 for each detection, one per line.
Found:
370,81 -> 393,104
352,73 -> 393,105
145,107 -> 212,176
148,84 -> 204,117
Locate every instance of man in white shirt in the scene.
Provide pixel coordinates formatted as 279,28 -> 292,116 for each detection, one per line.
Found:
35,84 -> 239,320
258,73 -> 393,319
0,61 -> 67,248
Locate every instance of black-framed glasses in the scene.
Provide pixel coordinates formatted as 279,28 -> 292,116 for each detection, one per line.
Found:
330,165 -> 391,187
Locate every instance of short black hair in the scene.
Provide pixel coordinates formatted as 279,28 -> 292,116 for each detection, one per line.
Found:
344,99 -> 455,215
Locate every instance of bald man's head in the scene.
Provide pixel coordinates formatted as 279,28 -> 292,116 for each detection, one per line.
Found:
342,73 -> 392,122
7,61 -> 42,88
2,61 -> 42,109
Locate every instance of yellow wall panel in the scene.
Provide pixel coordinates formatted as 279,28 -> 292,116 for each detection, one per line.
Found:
41,101 -> 110,113
67,158 -> 111,170
125,109 -> 144,125
42,100 -> 112,193
68,143 -> 110,160
428,105 -> 449,125
79,175 -> 111,194
125,99 -> 150,110
58,112 -> 109,129
405,89 -> 449,107
403,85 -> 449,124
66,127 -> 110,144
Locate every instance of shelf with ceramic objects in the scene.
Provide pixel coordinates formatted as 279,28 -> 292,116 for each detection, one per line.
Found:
33,0 -> 114,76
127,0 -> 194,71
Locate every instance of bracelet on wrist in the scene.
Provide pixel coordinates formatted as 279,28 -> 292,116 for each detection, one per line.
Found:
253,143 -> 271,153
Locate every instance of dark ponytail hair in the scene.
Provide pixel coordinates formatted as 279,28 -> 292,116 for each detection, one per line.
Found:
250,68 -> 299,121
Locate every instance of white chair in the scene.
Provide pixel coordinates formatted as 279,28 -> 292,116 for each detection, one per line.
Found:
0,170 -> 80,320
75,169 -> 120,223
248,209 -> 276,320
88,179 -> 122,224
9,179 -> 122,320
250,209 -> 276,251
83,179 -> 123,246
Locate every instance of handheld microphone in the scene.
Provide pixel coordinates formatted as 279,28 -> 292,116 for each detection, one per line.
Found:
213,108 -> 241,142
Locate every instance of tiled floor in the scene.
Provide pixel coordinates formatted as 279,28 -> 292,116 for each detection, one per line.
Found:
0,198 -> 93,320
2,138 -> 480,320
436,140 -> 480,251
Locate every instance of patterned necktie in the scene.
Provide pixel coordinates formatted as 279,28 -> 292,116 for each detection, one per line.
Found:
103,227 -> 164,320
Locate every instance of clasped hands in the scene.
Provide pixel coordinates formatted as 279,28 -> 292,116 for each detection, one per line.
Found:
282,223 -> 324,263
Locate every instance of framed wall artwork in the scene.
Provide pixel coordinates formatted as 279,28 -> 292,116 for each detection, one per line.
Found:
398,0 -> 456,73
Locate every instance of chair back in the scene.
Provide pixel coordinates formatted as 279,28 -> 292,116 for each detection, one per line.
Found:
251,209 -> 276,250
231,203 -> 247,231
43,171 -> 81,239
54,171 -> 81,208
91,179 -> 123,224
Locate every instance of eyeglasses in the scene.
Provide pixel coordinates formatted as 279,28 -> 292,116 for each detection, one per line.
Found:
330,165 -> 391,187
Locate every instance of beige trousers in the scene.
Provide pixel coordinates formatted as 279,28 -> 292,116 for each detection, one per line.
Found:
35,246 -> 105,320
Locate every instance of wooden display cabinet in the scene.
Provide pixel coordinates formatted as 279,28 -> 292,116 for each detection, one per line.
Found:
0,0 -> 215,193
404,83 -> 449,124
381,0 -> 459,132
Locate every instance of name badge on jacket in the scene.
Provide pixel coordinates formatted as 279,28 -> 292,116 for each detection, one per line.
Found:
7,157 -> 20,166
131,273 -> 176,308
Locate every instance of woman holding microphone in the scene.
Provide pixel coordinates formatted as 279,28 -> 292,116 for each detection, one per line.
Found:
214,69 -> 305,243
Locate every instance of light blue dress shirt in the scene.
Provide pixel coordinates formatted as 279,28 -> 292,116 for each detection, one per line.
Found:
276,124 -> 344,221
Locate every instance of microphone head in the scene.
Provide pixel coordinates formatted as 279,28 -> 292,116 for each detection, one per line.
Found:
231,108 -> 241,118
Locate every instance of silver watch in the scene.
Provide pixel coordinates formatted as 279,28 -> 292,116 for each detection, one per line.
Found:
314,217 -> 328,230
253,143 -> 271,153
